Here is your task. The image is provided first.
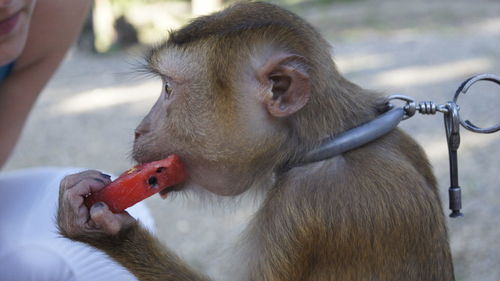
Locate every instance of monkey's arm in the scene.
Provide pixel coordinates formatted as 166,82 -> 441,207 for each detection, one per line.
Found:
58,170 -> 318,281
75,223 -> 210,281
57,170 -> 210,281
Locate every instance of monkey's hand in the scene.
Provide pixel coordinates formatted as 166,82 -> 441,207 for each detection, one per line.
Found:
57,170 -> 137,240
58,171 -> 209,281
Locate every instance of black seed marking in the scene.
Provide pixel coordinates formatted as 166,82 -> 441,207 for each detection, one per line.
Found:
148,176 -> 158,187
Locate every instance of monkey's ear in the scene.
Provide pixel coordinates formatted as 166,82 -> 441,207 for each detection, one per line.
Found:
257,54 -> 311,117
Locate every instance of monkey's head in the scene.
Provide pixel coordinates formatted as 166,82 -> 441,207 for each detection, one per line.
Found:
132,2 -> 377,196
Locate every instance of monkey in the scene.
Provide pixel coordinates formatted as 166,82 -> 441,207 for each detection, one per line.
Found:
57,2 -> 455,281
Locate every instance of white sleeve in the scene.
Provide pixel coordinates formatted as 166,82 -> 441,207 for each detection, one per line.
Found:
0,167 -> 156,281
0,244 -> 76,281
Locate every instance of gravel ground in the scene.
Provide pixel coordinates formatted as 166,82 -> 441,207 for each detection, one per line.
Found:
4,0 -> 499,280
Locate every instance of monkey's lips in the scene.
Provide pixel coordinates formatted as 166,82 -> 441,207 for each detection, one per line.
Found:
159,183 -> 184,199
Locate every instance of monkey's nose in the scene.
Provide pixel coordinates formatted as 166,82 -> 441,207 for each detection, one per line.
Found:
134,131 -> 141,140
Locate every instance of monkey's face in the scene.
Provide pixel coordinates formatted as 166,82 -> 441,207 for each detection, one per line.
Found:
133,44 -> 310,196
132,47 -> 257,195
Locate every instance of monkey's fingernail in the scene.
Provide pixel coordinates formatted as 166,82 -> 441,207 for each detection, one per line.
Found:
94,178 -> 105,184
93,202 -> 105,208
100,173 -> 112,179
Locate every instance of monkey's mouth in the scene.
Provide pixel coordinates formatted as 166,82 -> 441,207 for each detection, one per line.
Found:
159,183 -> 184,199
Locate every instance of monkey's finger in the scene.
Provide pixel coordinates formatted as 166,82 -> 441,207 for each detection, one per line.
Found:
65,178 -> 111,210
57,196 -> 90,238
90,202 -> 136,235
60,170 -> 112,191
59,172 -> 111,210
114,211 -> 137,232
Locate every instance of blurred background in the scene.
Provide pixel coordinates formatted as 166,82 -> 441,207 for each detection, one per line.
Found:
3,0 -> 500,280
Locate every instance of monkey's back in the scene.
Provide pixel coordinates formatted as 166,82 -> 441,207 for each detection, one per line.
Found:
261,128 -> 455,281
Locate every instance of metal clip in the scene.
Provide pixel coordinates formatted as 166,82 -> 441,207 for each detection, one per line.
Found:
386,94 -> 417,119
444,102 -> 463,217
387,74 -> 500,218
445,73 -> 500,217
387,94 -> 449,119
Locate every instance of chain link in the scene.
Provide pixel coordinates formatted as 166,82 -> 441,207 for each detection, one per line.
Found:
387,73 -> 499,134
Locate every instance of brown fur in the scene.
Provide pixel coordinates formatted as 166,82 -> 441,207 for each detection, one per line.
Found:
60,2 -> 454,280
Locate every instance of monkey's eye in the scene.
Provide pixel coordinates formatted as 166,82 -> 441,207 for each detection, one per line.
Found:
164,82 -> 173,99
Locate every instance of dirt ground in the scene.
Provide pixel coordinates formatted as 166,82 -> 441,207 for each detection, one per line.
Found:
4,0 -> 500,280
